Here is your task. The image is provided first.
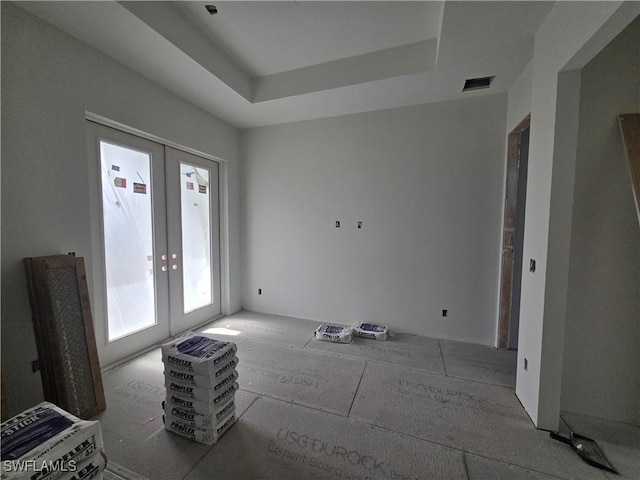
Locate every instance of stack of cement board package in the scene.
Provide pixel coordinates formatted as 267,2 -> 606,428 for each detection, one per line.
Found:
1,402 -> 106,480
315,322 -> 389,343
161,331 -> 239,446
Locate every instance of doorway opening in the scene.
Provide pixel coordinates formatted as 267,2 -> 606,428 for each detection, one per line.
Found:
498,115 -> 530,349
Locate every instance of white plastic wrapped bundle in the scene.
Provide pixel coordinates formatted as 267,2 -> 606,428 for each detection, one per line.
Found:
1,402 -> 103,480
314,325 -> 353,343
161,332 -> 237,375
164,356 -> 238,387
352,322 -> 389,341
165,382 -> 239,416
164,370 -> 239,401
163,399 -> 235,429
163,411 -> 236,446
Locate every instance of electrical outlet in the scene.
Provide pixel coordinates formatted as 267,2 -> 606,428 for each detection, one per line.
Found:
357,221 -> 363,229
258,288 -> 262,295
335,221 -> 341,228
442,309 -> 448,317
31,360 -> 40,373
529,259 -> 536,273
524,358 -> 528,371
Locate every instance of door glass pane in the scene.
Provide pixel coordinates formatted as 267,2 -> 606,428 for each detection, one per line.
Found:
100,141 -> 156,340
180,163 -> 212,313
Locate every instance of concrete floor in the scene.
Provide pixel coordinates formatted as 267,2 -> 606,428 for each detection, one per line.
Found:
96,311 -> 639,480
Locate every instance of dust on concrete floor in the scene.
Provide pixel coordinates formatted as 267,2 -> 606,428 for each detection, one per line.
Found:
94,311 -> 639,480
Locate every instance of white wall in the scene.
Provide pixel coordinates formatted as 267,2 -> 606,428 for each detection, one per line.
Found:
513,1 -> 639,429
561,17 -> 640,425
1,3 -> 241,416
506,60 -> 532,132
241,94 -> 507,345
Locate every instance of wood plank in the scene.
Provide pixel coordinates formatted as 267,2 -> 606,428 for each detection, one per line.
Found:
23,254 -> 106,418
618,114 -> 640,225
74,257 -> 107,417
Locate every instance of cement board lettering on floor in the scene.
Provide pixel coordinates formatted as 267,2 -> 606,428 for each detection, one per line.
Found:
242,360 -> 324,389
397,379 -> 489,406
267,427 -> 420,480
111,379 -> 164,408
237,343 -> 365,415
396,379 -> 521,419
243,359 -> 320,389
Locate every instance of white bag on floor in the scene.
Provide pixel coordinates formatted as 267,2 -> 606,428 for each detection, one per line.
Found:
352,322 -> 389,341
1,402 -> 103,480
165,356 -> 239,387
163,399 -> 236,429
165,382 -> 239,415
314,325 -> 353,343
161,332 -> 237,375
163,411 -> 236,446
164,370 -> 238,401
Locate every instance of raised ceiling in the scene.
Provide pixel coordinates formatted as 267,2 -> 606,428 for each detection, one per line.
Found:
177,1 -> 444,77
17,1 -> 555,128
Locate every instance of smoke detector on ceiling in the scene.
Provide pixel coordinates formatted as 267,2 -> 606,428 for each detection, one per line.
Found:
463,76 -> 494,92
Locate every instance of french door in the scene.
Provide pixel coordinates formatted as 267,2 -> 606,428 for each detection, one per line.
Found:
87,122 -> 221,366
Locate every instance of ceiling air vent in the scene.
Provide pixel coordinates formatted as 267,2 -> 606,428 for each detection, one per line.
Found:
463,76 -> 494,92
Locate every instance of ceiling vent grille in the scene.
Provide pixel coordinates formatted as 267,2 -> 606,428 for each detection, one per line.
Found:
463,76 -> 494,92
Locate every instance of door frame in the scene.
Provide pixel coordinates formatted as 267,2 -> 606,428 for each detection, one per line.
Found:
497,115 -> 530,349
87,123 -> 171,364
86,112 -> 230,367
165,147 -> 221,333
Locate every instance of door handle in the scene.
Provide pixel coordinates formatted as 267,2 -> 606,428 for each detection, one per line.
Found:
160,254 -> 168,272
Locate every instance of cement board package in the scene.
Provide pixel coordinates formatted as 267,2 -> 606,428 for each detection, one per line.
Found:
160,331 -> 239,445
161,331 -> 237,375
314,325 -> 353,343
352,322 -> 389,341
162,398 -> 236,429
1,402 -> 105,480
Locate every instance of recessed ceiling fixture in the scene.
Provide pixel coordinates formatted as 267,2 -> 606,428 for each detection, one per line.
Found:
205,5 -> 218,15
462,76 -> 494,92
